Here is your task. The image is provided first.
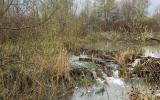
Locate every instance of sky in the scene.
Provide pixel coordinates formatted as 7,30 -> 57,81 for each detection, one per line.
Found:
116,0 -> 160,16
75,0 -> 160,16
148,0 -> 160,16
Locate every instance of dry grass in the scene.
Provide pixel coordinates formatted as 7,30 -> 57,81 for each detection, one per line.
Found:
0,28 -> 100,99
115,48 -> 139,79
54,48 -> 71,86
0,35 -> 74,99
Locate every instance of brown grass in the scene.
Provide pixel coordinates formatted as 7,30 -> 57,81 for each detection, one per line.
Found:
0,39 -> 74,99
115,48 -> 139,79
54,47 -> 71,86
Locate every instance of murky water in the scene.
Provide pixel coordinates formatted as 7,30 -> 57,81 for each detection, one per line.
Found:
69,53 -> 129,100
142,45 -> 160,58
66,44 -> 160,100
84,40 -> 145,51
71,82 -> 128,100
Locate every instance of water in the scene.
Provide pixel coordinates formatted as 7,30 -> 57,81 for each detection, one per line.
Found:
142,45 -> 160,58
71,82 -> 128,100
69,54 -> 129,100
66,44 -> 160,100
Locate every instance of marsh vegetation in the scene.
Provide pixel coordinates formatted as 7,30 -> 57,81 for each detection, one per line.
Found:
0,0 -> 160,100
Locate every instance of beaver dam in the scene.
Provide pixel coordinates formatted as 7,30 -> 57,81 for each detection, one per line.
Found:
58,45 -> 160,100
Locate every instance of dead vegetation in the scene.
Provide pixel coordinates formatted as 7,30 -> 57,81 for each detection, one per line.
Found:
134,57 -> 160,82
129,87 -> 152,100
115,48 -> 139,79
0,0 -> 160,99
0,43 -> 74,99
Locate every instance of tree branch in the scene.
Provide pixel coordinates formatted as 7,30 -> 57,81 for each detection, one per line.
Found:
0,0 -> 14,18
0,6 -> 58,30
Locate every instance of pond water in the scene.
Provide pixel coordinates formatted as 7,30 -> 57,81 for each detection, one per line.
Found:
142,45 -> 160,58
71,82 -> 128,100
65,44 -> 160,100
68,53 -> 129,100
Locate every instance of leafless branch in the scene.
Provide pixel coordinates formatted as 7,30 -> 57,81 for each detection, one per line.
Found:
0,6 -> 58,30
0,0 -> 14,18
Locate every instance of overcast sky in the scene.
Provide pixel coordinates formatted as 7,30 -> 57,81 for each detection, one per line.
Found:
148,0 -> 160,16
75,0 -> 160,16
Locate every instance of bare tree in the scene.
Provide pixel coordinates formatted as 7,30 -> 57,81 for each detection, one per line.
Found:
96,0 -> 115,30
153,5 -> 160,25
120,0 -> 148,21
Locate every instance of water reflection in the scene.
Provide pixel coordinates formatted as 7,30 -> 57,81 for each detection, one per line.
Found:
143,45 -> 160,58
71,82 -> 129,100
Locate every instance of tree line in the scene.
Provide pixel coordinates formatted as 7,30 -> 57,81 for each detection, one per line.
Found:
0,0 -> 160,38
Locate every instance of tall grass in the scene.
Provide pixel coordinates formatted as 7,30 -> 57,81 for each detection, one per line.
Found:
0,32 -> 77,99
115,48 -> 139,79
